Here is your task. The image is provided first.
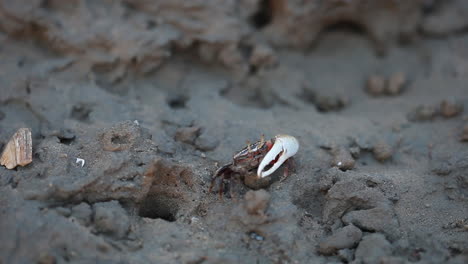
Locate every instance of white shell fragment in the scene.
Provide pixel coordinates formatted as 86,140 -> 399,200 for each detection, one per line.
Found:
0,128 -> 33,169
257,134 -> 299,178
76,158 -> 85,167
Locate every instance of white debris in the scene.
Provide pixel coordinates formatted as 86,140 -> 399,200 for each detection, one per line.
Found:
134,120 -> 139,125
76,158 -> 85,167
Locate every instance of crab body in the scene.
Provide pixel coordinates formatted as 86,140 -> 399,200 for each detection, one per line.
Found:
210,134 -> 299,196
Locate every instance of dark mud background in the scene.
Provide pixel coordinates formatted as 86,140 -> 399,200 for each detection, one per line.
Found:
1,0 -> 468,263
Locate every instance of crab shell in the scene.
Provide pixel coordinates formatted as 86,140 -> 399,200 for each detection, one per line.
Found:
257,134 -> 299,178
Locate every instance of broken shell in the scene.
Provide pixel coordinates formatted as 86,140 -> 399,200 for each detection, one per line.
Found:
1,128 -> 33,169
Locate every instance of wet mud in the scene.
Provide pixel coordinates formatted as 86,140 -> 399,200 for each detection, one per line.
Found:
1,0 -> 468,263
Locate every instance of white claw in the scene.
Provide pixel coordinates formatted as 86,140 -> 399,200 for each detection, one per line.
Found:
257,134 -> 299,178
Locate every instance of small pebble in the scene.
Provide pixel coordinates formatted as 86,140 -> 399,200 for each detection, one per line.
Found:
386,72 -> 406,95
315,95 -> 349,112
372,140 -> 393,162
440,99 -> 463,118
331,147 -> 355,171
407,105 -> 438,122
249,232 -> 264,241
174,126 -> 201,145
366,75 -> 385,96
349,146 -> 361,158
461,124 -> 468,142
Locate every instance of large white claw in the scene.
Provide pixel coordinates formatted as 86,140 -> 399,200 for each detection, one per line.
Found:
257,134 -> 299,178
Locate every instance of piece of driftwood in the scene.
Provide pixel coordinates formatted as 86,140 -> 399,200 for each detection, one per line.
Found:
0,128 -> 32,169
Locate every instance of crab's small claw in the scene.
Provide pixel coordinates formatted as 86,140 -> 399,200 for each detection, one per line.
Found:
257,134 -> 299,178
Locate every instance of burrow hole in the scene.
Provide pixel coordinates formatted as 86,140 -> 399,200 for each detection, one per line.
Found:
138,193 -> 179,222
167,94 -> 188,109
250,0 -> 273,29
111,134 -> 129,145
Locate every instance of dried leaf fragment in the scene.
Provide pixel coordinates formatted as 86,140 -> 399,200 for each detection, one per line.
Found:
1,128 -> 32,169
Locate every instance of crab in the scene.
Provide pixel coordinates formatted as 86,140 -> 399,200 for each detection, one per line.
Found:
209,134 -> 299,197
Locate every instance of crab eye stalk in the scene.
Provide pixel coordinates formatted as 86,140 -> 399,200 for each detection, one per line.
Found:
257,134 -> 299,178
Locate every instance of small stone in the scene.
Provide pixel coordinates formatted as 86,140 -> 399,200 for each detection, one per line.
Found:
460,124 -> 468,142
174,126 -> 201,145
366,75 -> 385,96
331,147 -> 355,171
315,95 -> 349,112
407,105 -> 438,122
0,128 -> 33,169
318,224 -> 363,255
355,233 -> 392,263
440,99 -> 463,118
372,140 -> 393,162
386,72 -> 406,95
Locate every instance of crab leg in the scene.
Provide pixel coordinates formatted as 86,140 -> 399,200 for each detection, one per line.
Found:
257,134 -> 299,178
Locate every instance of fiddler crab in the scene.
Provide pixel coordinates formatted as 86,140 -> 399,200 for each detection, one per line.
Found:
209,134 -> 299,197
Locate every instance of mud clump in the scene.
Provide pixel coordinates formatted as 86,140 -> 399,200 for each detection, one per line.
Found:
365,73 -> 407,96
244,190 -> 271,218
234,190 -> 271,228
71,202 -> 93,226
330,146 -> 355,171
342,206 -> 400,240
93,201 -> 130,239
408,99 -> 464,122
354,233 -> 393,263
318,224 -> 362,255
194,132 -> 220,152
322,178 -> 387,222
372,140 -> 393,162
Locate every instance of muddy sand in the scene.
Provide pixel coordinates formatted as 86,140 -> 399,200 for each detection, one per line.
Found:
0,1 -> 467,263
